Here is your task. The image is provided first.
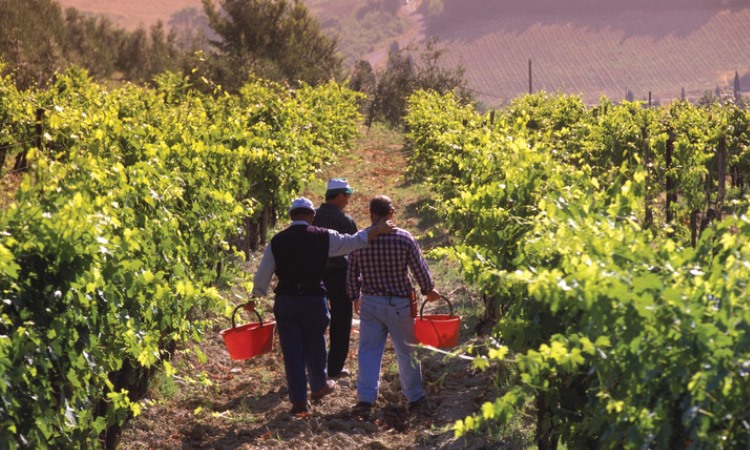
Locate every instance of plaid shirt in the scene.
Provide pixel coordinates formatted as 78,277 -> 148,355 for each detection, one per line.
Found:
347,228 -> 434,299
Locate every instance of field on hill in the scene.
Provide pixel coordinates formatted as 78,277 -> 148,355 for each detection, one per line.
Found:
56,0 -> 203,30
424,0 -> 750,106
53,0 -> 362,31
55,0 -> 750,106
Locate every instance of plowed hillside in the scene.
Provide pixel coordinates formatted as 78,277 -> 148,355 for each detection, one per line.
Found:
55,0 -> 750,106
56,0 -> 203,31
426,0 -> 750,105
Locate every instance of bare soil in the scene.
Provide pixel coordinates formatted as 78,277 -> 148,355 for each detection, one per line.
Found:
118,313 -> 501,449
117,130 -> 515,449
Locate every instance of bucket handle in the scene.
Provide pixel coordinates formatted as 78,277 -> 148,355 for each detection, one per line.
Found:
419,295 -> 453,319
230,301 -> 265,329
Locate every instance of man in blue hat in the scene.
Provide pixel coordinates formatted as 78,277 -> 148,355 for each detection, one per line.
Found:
252,197 -> 394,415
312,178 -> 358,379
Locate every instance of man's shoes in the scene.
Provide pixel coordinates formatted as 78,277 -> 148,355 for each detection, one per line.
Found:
352,401 -> 373,413
328,368 -> 351,379
310,380 -> 336,400
408,396 -> 424,412
290,402 -> 309,415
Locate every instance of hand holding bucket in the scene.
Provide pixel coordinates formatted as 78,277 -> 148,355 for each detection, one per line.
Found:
220,301 -> 276,360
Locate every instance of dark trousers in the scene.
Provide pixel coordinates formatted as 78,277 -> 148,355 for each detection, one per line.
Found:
273,294 -> 330,404
323,268 -> 352,377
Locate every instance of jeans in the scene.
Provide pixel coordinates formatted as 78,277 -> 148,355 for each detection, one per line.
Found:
323,268 -> 352,376
357,294 -> 423,404
273,294 -> 330,404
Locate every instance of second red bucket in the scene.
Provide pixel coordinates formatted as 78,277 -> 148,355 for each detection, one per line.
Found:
414,296 -> 461,348
220,302 -> 276,360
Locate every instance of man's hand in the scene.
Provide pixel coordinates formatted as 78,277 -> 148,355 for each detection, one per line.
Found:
243,300 -> 257,313
353,298 -> 361,315
425,289 -> 440,302
367,219 -> 396,240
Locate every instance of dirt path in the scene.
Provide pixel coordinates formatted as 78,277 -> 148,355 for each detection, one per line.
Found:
118,130 -> 503,449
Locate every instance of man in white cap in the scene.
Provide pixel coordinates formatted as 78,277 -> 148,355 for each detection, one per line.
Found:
252,197 -> 395,415
312,178 -> 357,379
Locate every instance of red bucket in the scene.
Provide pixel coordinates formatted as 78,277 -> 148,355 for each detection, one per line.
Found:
414,296 -> 461,349
220,303 -> 276,360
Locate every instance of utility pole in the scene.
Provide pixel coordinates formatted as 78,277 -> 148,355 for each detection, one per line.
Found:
528,59 -> 532,94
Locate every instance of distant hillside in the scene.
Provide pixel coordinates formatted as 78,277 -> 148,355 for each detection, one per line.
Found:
55,0 -> 750,106
421,0 -> 750,105
55,0 -> 404,65
56,0 -> 203,31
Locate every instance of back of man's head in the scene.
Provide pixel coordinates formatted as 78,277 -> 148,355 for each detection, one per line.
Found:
370,195 -> 394,217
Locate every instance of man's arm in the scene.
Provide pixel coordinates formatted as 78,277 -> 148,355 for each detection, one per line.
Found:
347,251 -> 363,314
327,220 -> 395,257
406,238 -> 440,301
251,245 -> 275,297
346,251 -> 361,300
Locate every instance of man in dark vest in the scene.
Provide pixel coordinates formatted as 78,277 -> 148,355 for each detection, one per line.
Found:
252,197 -> 395,415
312,178 -> 358,379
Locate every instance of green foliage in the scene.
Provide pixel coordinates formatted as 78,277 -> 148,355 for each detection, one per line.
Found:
306,0 -> 404,66
0,0 -> 187,90
364,38 -> 472,129
202,0 -> 343,90
406,90 -> 750,448
0,68 -> 360,447
0,67 -> 34,173
0,0 -> 66,88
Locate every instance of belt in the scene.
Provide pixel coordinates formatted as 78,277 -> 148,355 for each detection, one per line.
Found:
362,292 -> 410,299
275,284 -> 325,296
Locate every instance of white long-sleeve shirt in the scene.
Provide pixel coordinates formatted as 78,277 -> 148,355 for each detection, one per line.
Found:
251,220 -> 371,297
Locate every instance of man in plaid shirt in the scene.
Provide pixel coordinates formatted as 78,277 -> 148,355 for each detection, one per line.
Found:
347,195 -> 440,413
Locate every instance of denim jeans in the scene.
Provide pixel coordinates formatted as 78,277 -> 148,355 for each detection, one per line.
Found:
273,294 -> 330,404
357,294 -> 423,404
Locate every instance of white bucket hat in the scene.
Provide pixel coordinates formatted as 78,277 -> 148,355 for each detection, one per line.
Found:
326,178 -> 353,195
288,197 -> 316,214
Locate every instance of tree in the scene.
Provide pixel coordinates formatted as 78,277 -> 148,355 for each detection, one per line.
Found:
202,0 -> 343,89
625,88 -> 634,102
364,37 -> 471,128
117,28 -> 150,81
698,89 -> 719,106
0,0 -> 187,89
168,7 -> 214,52
62,9 -> 123,80
0,0 -> 66,89
147,22 -> 179,78
349,60 -> 376,115
734,70 -> 742,103
367,43 -> 414,127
